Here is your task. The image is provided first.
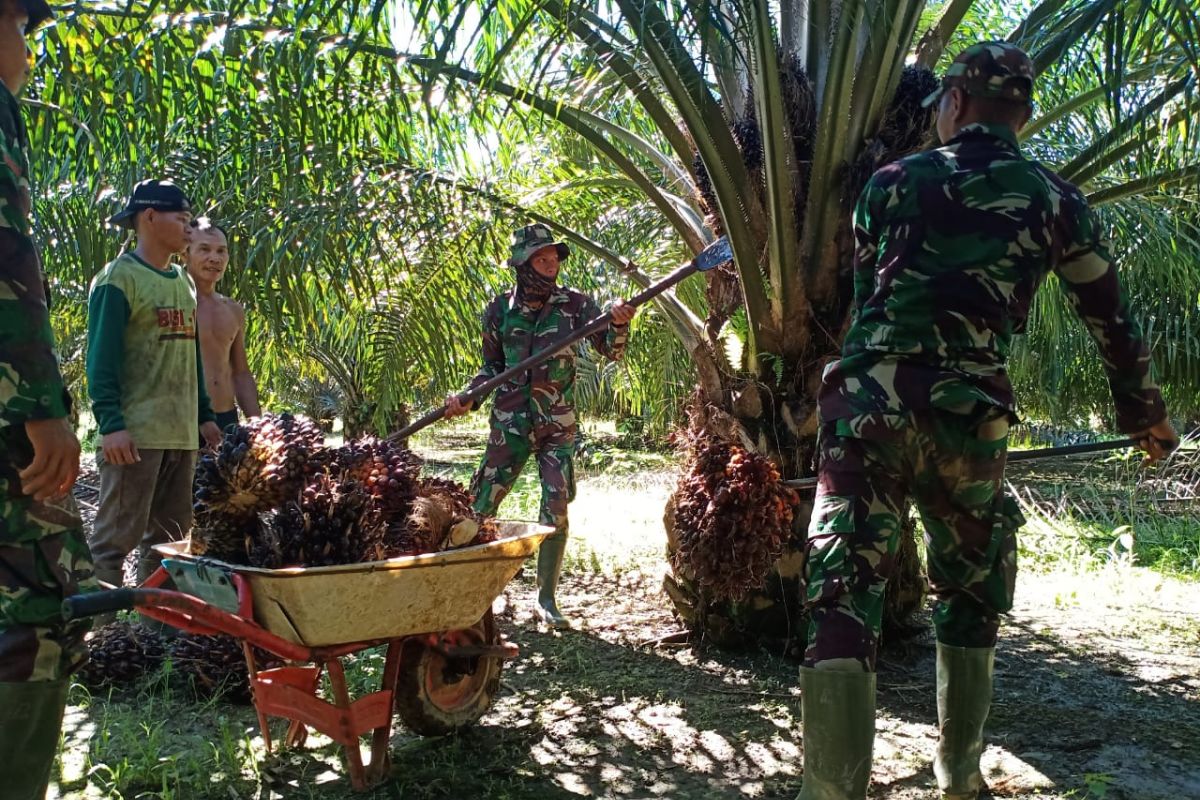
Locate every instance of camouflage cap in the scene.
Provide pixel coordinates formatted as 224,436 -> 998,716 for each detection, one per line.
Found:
922,41 -> 1035,108
508,223 -> 570,267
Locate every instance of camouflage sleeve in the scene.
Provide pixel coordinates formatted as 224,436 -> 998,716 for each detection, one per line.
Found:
464,297 -> 505,401
583,294 -> 628,361
1053,197 -> 1167,433
850,170 -> 889,318
0,88 -> 71,428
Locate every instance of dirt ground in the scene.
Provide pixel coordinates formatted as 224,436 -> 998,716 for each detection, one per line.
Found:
58,559 -> 1198,799
56,443 -> 1200,799
343,563 -> 1196,800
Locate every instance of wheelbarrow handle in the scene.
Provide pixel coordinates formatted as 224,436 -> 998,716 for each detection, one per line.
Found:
389,237 -> 732,441
63,588 -> 139,621
64,586 -> 323,663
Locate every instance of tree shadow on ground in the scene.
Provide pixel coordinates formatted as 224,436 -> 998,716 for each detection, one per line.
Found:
378,614 -> 807,799
858,613 -> 1200,800
57,573 -> 1199,799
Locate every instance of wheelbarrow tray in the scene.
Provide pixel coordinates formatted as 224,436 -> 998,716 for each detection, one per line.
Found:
154,521 -> 552,647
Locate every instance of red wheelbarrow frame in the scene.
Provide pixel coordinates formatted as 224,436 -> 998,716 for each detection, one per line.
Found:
65,568 -> 518,791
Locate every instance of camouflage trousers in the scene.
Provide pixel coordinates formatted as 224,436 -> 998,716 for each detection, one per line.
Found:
0,427 -> 96,682
803,406 -> 1022,671
470,421 -> 576,533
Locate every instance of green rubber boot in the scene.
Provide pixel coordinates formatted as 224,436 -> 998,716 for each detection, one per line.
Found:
934,643 -> 995,800
796,667 -> 876,800
534,533 -> 571,629
0,680 -> 69,800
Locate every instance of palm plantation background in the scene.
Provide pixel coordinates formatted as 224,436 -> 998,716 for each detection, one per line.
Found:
28,0 -> 1200,647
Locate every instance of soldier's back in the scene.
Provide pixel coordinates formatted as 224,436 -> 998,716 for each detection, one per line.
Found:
822,123 -> 1100,421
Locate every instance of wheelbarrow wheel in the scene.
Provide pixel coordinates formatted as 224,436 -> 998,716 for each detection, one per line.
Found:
394,609 -> 501,736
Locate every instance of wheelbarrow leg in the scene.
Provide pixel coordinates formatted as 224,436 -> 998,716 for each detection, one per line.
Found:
364,640 -> 404,784
241,641 -> 274,754
285,664 -> 324,750
284,719 -> 308,749
326,659 -> 369,792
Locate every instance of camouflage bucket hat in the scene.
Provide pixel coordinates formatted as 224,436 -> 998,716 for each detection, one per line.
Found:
508,223 -> 570,267
922,41 -> 1035,108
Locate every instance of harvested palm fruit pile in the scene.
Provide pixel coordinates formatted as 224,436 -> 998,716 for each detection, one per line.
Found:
170,633 -> 282,703
80,622 -> 168,688
191,414 -> 499,568
670,417 -> 799,602
82,623 -> 276,703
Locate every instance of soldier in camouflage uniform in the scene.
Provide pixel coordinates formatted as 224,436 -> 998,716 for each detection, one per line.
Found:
444,224 -> 635,628
796,43 -> 1178,800
0,2 -> 98,797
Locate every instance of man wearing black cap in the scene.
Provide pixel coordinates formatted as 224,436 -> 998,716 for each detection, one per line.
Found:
0,3 -> 100,797
797,42 -> 1176,800
86,179 -> 222,599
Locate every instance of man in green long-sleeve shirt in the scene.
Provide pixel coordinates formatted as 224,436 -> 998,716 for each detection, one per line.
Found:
86,179 -> 221,591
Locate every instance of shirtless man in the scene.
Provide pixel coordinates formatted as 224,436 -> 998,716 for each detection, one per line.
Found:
185,217 -> 261,432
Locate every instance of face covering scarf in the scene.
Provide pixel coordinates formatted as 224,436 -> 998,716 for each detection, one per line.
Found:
515,261 -> 557,304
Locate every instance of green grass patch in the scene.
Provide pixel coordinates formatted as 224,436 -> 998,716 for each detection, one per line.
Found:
63,675 -> 262,798
1005,433 -> 1200,579
1017,509 -> 1200,576
412,417 -> 677,577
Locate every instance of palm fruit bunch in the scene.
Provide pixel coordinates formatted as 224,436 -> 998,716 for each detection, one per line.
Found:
416,476 -> 485,522
336,436 -> 422,485
396,493 -> 455,554
671,434 -> 799,602
169,633 -> 275,704
192,423 -> 496,568
191,413 -> 324,561
189,508 -> 260,563
846,65 -> 939,202
79,622 -> 167,689
253,470 -> 386,568
384,476 -> 499,556
332,436 -> 422,523
193,413 -> 325,519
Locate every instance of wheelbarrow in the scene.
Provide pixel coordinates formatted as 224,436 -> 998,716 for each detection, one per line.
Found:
63,521 -> 553,791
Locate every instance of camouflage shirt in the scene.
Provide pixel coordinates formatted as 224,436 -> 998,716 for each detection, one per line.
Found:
0,81 -> 70,430
467,287 -> 628,440
819,123 -> 1165,434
